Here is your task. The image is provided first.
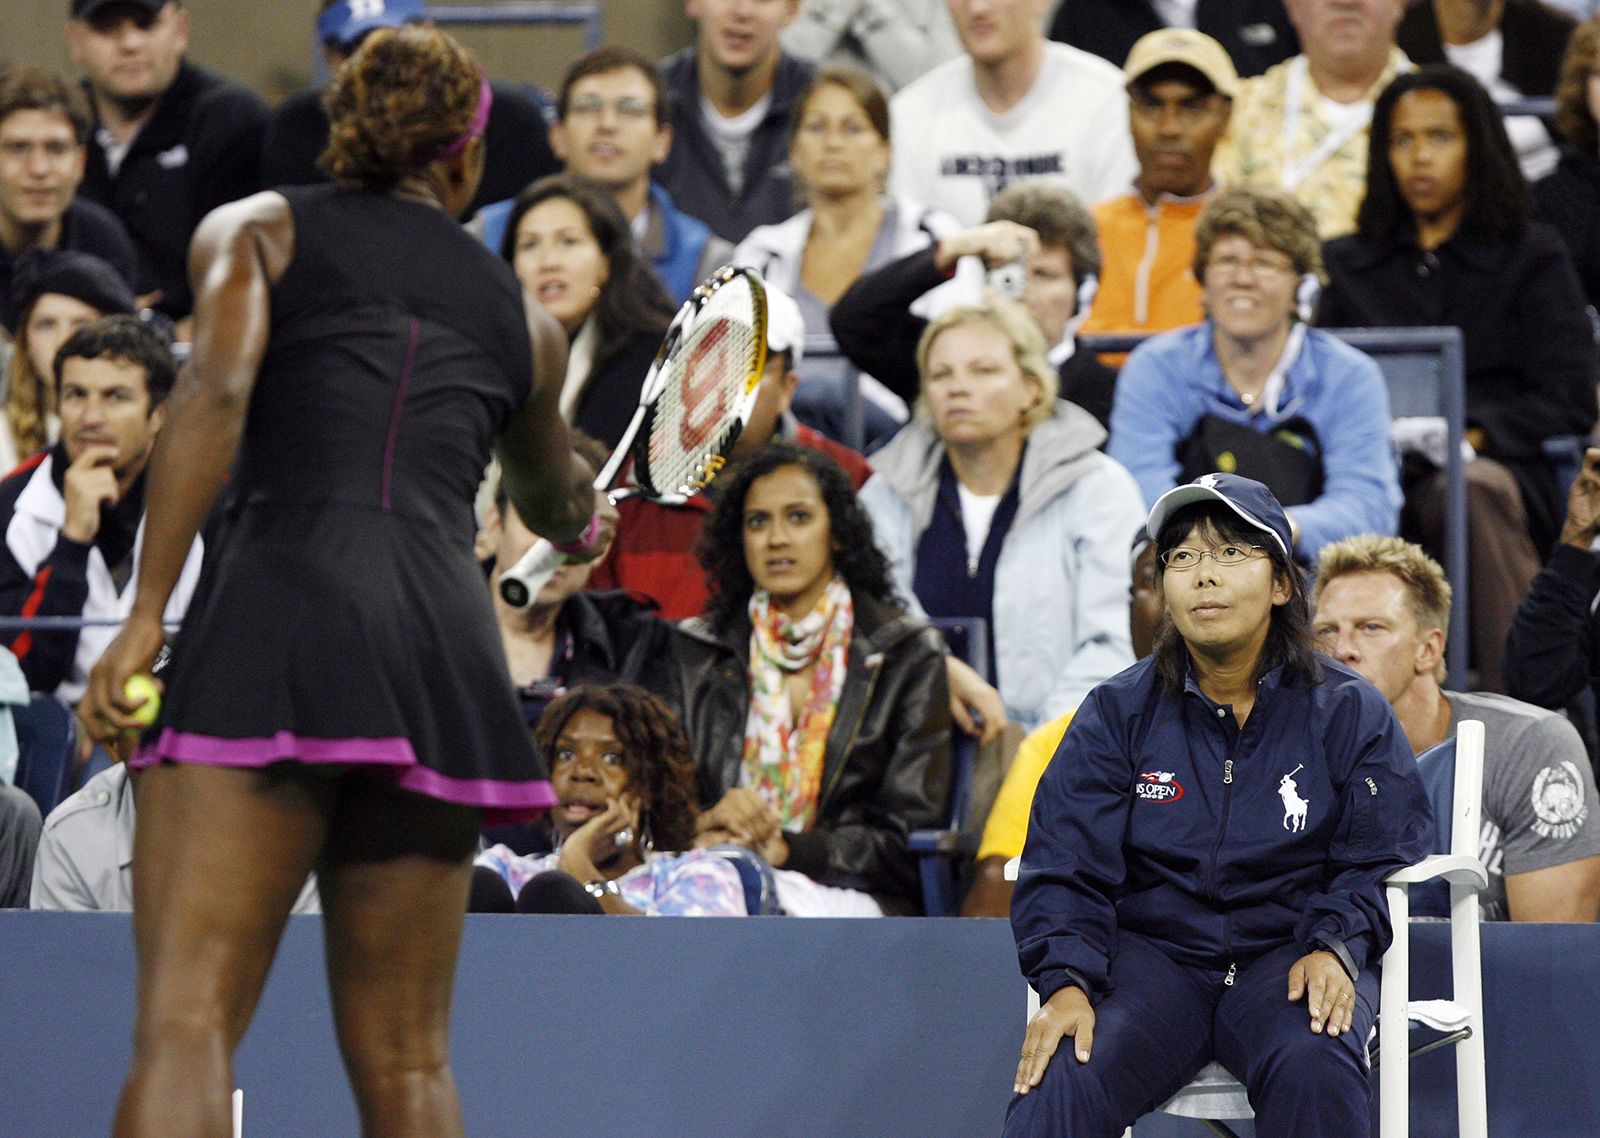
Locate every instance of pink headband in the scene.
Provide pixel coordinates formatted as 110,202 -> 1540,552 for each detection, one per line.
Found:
429,74 -> 493,162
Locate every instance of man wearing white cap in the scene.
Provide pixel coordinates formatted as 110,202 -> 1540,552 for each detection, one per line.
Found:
1082,29 -> 1238,340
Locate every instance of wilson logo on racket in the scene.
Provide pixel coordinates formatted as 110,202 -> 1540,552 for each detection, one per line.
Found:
1135,771 -> 1185,803
498,265 -> 765,612
679,318 -> 733,454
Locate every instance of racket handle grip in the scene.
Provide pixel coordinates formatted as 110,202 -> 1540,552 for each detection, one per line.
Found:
498,539 -> 564,610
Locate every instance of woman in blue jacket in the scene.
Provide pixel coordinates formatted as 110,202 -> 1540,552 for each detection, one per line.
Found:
1007,473 -> 1434,1138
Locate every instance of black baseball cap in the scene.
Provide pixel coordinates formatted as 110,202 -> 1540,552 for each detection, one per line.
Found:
71,0 -> 168,20
10,249 -> 138,329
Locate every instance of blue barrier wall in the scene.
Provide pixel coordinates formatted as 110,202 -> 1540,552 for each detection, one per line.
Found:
2,914 -> 1594,1136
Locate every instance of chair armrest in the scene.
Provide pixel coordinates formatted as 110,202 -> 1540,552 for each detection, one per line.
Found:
908,828 -> 978,856
1385,853 -> 1489,890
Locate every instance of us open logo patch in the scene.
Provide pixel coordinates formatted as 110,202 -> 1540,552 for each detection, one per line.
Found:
1136,771 -> 1185,803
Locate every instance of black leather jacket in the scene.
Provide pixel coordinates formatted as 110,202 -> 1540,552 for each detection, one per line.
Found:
670,595 -> 951,914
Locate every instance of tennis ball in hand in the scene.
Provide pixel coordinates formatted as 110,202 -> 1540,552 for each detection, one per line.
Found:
123,674 -> 162,727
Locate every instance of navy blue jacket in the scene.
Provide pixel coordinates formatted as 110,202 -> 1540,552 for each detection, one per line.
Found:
1013,655 -> 1434,1004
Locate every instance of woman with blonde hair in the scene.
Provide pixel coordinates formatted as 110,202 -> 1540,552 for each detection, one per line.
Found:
860,299 -> 1143,733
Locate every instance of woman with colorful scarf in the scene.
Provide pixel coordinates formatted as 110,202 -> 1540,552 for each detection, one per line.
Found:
672,442 -> 952,916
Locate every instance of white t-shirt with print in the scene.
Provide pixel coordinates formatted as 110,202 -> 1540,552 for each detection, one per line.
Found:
889,41 -> 1138,226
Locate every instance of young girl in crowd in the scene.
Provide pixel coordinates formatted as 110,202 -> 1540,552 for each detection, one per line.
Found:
3,249 -> 137,470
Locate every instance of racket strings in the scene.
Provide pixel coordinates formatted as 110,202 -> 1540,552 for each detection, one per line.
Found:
642,277 -> 762,497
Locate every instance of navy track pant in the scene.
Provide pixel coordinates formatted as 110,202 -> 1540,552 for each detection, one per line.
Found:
1003,932 -> 1379,1138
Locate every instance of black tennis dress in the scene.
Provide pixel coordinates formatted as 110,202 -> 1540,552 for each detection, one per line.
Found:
132,185 -> 556,821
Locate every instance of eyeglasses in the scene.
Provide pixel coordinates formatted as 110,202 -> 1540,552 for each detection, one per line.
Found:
1160,544 -> 1264,570
566,94 -> 656,121
1205,251 -> 1295,279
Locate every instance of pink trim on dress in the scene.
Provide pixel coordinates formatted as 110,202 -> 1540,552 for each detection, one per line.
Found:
132,728 -> 556,824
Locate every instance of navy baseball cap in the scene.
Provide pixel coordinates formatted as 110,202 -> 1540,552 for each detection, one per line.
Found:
317,0 -> 427,49
1146,473 -> 1293,560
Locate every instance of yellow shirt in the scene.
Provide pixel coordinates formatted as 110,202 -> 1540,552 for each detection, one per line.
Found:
1083,192 -> 1209,339
977,711 -> 1074,861
1212,49 -> 1411,239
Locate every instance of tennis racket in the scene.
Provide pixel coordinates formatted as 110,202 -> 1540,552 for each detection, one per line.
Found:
499,265 -> 769,609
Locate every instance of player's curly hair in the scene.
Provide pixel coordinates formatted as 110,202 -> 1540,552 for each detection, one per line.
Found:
320,26 -> 485,191
697,442 -> 900,635
535,684 -> 700,853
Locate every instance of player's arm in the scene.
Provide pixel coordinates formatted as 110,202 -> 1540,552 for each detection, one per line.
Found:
81,192 -> 292,733
138,193 -> 289,620
496,294 -> 597,548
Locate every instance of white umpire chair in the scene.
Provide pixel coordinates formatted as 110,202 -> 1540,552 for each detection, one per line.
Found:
1008,718 -> 1490,1138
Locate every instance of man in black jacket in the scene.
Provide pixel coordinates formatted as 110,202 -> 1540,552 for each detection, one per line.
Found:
67,0 -> 267,326
1506,445 -> 1600,746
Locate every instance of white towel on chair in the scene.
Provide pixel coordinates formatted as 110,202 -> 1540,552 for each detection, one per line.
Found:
1408,999 -> 1471,1033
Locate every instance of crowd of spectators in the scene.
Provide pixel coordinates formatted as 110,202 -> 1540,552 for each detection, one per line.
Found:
2,0 -> 1600,940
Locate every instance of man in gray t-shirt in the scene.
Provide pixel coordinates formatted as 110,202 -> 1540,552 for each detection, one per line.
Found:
1313,535 -> 1600,921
